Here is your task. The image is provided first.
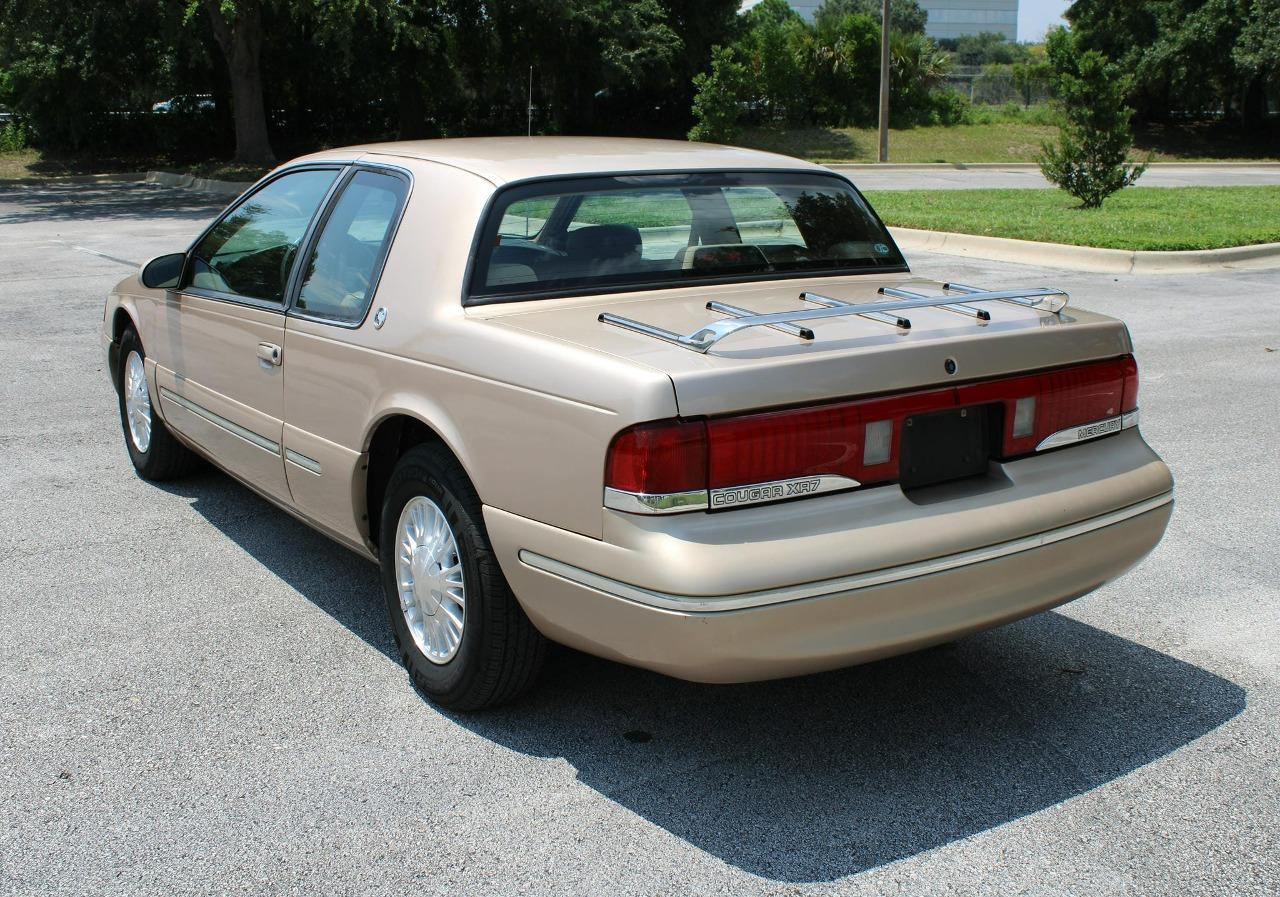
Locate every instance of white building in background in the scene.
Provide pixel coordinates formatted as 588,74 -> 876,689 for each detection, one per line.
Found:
762,0 -> 1019,42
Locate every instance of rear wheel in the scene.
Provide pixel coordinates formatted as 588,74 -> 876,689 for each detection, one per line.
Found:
379,443 -> 546,710
117,328 -> 201,481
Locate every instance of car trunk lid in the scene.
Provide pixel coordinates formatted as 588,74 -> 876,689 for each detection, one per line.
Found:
477,274 -> 1133,417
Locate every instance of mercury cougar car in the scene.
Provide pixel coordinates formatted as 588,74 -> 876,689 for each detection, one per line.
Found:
102,137 -> 1174,709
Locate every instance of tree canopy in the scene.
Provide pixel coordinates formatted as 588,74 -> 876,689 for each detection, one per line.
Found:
1067,0 -> 1280,126
0,0 -> 739,160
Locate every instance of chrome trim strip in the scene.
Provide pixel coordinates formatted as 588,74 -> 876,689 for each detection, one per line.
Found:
603,487 -> 709,514
520,492 -> 1174,613
158,387 -> 281,456
709,475 -> 860,509
284,448 -> 323,475
1037,414 -> 1129,452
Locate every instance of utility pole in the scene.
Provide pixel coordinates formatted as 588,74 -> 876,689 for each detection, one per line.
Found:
877,0 -> 890,162
527,67 -> 533,137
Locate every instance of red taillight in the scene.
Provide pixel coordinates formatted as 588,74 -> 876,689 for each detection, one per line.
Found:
1038,360 -> 1126,438
1121,354 -> 1140,413
706,403 -> 860,488
604,356 -> 1139,513
605,419 -> 707,495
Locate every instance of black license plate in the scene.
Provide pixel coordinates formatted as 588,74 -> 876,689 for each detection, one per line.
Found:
899,405 -> 991,491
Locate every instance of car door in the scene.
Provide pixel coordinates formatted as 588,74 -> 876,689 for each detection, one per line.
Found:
151,165 -> 342,503
278,165 -> 411,544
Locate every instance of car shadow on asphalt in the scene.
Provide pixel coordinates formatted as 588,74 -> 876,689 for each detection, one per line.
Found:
166,469 -> 1246,883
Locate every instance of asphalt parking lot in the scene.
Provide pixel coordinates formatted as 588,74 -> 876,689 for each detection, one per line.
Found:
1,181 -> 1277,896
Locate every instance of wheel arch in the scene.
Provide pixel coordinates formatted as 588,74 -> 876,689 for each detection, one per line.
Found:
108,303 -> 141,394
360,409 -> 474,551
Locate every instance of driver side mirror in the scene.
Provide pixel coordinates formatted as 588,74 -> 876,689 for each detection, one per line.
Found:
140,252 -> 186,290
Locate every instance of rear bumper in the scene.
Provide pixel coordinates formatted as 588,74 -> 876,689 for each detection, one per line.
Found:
485,429 -> 1174,682
490,496 -> 1171,682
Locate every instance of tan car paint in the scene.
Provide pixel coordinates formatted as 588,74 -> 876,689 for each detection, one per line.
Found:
489,501 -> 1172,683
102,137 -> 1173,683
480,275 -> 1135,416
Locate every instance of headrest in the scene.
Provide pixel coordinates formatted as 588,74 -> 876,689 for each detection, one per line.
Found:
566,224 -> 642,260
487,263 -> 537,286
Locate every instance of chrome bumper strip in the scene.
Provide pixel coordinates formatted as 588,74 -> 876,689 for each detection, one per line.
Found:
1038,409 -> 1139,452
519,492 -> 1173,613
603,487 -> 709,514
709,474 -> 860,509
158,387 -> 281,456
285,449 -> 323,475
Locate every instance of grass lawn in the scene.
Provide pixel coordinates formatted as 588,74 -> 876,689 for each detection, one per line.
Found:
864,186 -> 1280,251
739,120 -> 1280,164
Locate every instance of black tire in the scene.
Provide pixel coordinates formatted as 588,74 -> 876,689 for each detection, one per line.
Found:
379,443 -> 546,710
116,328 -> 202,481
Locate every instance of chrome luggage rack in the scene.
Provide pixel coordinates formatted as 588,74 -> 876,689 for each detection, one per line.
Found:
598,282 -> 1069,354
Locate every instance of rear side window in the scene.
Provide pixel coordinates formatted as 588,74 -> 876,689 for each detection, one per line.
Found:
189,168 -> 338,304
295,169 -> 409,323
467,171 -> 906,303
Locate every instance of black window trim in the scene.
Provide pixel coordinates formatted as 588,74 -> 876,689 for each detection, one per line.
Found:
461,167 -> 911,308
178,162 -> 350,313
283,160 -> 414,330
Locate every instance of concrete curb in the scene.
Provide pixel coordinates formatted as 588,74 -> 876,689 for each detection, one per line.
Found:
144,170 -> 251,197
889,226 -> 1280,274
827,161 -> 1280,171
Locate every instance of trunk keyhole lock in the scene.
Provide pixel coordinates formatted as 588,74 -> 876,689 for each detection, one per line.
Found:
944,357 -> 958,375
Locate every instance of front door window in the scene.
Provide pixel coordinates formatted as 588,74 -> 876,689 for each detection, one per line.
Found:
189,169 -> 338,304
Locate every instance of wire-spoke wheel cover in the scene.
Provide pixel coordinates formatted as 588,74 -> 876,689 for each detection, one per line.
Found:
124,350 -> 152,453
394,495 -> 466,664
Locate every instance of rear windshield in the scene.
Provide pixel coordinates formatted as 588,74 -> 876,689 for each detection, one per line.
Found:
466,172 -> 906,303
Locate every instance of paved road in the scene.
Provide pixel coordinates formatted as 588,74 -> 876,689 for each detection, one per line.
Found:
829,164 -> 1280,190
2,183 -> 1278,896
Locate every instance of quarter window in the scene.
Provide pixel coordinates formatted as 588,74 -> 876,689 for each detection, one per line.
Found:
295,169 -> 408,323
189,168 -> 338,304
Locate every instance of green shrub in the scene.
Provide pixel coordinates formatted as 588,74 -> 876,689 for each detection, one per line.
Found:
0,118 -> 29,151
929,88 -> 970,125
1038,28 -> 1147,209
689,46 -> 750,142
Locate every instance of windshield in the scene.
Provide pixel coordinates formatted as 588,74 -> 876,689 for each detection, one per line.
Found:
466,172 -> 906,303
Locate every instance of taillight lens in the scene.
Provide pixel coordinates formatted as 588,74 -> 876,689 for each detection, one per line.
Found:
604,356 -> 1140,514
605,419 -> 707,495
706,403 -> 860,488
1121,354 -> 1140,413
958,356 -> 1138,457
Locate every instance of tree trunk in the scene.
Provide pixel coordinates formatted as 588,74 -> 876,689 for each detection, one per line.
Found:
1242,74 -> 1268,130
397,50 -> 429,140
205,1 -> 275,165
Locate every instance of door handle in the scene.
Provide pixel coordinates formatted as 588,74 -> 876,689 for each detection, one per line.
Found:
257,342 -> 282,366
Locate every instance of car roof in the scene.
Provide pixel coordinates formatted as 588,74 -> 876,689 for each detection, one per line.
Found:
293,136 -> 827,186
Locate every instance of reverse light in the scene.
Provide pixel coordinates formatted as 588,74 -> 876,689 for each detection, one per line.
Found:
1012,396 -> 1036,438
863,420 -> 893,466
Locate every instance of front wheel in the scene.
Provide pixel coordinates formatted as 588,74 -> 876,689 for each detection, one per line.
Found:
116,328 -> 201,481
379,443 -> 546,710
